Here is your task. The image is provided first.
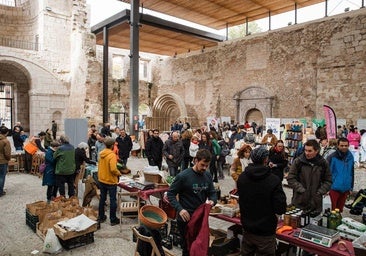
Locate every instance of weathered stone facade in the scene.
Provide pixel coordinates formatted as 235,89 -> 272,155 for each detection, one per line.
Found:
0,0 -> 100,135
154,8 -> 366,130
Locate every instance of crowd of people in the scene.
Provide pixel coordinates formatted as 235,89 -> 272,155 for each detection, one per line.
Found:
1,118 -> 365,255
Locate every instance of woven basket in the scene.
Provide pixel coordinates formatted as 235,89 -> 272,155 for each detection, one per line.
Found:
139,205 -> 167,230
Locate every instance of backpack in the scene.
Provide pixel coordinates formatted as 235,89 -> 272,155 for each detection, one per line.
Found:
219,140 -> 230,157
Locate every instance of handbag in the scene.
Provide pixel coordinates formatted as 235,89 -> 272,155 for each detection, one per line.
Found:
39,163 -> 46,174
24,141 -> 38,155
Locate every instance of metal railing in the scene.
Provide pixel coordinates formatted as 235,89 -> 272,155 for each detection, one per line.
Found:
0,37 -> 39,51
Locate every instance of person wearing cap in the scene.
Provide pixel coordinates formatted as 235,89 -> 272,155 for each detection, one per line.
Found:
287,139 -> 332,214
97,137 -> 121,226
0,126 -> 11,197
237,147 -> 287,255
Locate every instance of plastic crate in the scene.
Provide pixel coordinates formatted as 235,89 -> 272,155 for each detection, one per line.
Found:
25,208 -> 39,233
58,232 -> 94,250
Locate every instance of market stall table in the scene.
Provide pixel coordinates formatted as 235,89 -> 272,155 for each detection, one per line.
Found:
118,179 -> 169,203
212,215 -> 355,256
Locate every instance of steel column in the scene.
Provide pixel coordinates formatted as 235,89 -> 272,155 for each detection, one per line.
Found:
130,0 -> 140,137
103,26 -> 109,123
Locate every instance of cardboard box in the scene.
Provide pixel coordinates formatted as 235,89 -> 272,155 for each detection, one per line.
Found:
53,222 -> 97,240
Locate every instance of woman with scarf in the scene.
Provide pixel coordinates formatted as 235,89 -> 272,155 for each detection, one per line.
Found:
268,140 -> 288,182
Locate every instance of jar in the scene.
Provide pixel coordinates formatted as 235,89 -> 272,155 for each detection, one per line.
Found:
284,213 -> 291,226
290,214 -> 298,229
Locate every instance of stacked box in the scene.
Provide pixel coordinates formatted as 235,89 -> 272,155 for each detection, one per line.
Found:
25,208 -> 39,233
58,232 -> 94,250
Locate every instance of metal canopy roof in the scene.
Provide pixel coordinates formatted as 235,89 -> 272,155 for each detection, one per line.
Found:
91,9 -> 225,56
123,0 -> 325,29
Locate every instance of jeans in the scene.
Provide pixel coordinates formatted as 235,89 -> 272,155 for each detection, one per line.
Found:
0,164 -> 7,194
98,182 -> 118,221
177,219 -> 189,256
168,166 -> 179,177
241,231 -> 276,256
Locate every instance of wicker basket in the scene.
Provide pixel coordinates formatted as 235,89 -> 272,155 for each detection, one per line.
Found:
143,172 -> 162,183
139,205 -> 167,230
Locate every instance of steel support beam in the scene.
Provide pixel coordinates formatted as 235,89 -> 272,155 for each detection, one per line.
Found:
103,26 -> 109,123
130,0 -> 139,137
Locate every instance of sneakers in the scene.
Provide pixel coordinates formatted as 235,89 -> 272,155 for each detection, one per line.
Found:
110,218 -> 120,226
0,191 -> 5,197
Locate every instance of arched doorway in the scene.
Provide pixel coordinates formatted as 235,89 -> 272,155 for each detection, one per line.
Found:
0,60 -> 30,131
148,93 -> 187,131
245,108 -> 263,126
233,86 -> 274,126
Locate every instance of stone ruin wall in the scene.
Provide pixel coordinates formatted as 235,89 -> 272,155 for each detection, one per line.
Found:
156,8 -> 366,127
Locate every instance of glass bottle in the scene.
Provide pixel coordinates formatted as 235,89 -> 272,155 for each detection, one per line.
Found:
322,208 -> 330,228
335,208 -> 342,227
328,211 -> 338,230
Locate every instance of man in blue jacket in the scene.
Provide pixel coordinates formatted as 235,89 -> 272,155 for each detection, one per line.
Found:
327,137 -> 354,212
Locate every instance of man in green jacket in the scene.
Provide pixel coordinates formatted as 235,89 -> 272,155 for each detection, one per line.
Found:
54,135 -> 75,198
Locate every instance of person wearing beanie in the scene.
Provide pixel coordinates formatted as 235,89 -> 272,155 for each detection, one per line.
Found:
237,146 -> 287,255
97,137 -> 121,227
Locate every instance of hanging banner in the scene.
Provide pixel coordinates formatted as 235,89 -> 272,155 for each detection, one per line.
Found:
323,105 -> 337,139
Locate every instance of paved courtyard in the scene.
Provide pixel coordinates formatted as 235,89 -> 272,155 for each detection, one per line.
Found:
0,156 -> 365,255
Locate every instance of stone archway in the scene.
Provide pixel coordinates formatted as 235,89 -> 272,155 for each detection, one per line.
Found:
0,60 -> 31,131
234,86 -> 274,126
148,93 -> 187,131
245,108 -> 263,126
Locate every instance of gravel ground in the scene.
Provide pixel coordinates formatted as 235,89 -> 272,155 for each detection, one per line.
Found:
0,156 -> 365,256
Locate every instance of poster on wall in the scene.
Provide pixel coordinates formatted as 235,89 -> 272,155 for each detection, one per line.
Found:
207,117 -> 219,131
265,118 -> 281,139
357,119 -> 366,130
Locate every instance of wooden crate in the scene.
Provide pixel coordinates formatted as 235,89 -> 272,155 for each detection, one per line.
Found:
53,223 -> 97,241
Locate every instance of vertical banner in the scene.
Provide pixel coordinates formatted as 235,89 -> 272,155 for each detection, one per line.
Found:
265,118 -> 281,140
323,105 -> 337,139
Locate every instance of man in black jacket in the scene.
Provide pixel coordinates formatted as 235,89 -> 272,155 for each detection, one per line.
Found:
237,147 -> 287,255
145,129 -> 164,170
115,128 -> 133,167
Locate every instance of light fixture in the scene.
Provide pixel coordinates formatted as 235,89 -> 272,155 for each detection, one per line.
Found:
45,6 -> 52,12
0,81 -> 5,93
344,7 -> 350,12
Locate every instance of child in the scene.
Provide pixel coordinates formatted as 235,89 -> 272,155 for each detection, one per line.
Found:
189,135 -> 199,161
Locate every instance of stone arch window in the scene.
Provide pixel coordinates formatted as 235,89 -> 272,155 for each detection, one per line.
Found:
233,86 -> 274,125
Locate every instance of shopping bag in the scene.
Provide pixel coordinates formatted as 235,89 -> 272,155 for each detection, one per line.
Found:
39,163 -> 46,174
42,228 -> 62,254
24,141 -> 38,155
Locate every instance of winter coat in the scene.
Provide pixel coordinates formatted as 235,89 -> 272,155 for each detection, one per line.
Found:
54,143 -> 75,175
162,138 -> 184,168
98,148 -> 120,185
12,131 -> 24,149
182,137 -> 191,159
75,147 -> 95,172
145,136 -> 164,163
237,164 -> 287,236
347,132 -> 361,149
268,149 -> 288,181
115,135 -> 133,159
0,134 -> 11,164
42,147 -> 57,186
287,153 -> 332,213
230,157 -> 251,182
328,149 -> 354,192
